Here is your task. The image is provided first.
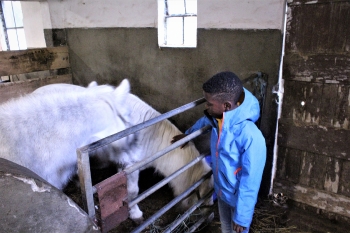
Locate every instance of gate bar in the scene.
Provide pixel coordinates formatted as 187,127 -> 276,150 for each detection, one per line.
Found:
77,98 -> 206,218
163,190 -> 214,233
187,212 -> 215,232
124,125 -> 211,175
78,98 -> 206,153
128,153 -> 207,207
77,149 -> 95,218
130,171 -> 213,233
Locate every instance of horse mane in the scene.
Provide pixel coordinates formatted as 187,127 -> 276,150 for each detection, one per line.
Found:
125,94 -> 212,207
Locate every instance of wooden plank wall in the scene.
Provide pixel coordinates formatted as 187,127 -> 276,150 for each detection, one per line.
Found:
0,47 -> 72,103
274,0 -> 350,218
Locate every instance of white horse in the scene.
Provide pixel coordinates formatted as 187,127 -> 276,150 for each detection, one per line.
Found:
0,79 -> 135,190
33,81 -> 214,223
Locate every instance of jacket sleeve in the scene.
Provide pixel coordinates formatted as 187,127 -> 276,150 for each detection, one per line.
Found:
233,123 -> 266,227
185,116 -> 211,134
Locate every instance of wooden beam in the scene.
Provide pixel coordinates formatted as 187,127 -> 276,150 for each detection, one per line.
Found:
278,118 -> 350,160
283,53 -> 350,84
0,74 -> 72,104
0,47 -> 70,76
274,179 -> 350,219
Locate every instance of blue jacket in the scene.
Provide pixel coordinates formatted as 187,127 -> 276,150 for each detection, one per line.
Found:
185,88 -> 266,227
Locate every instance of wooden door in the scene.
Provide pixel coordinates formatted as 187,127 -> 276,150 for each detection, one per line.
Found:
274,0 -> 350,218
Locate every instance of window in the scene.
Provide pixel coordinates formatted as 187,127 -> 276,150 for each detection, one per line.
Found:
158,0 -> 197,48
0,1 -> 27,82
0,1 -> 27,51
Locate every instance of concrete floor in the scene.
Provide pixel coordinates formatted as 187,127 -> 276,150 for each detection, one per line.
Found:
0,158 -> 99,233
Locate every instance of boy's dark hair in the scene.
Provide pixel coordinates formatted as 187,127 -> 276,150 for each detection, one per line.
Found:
202,71 -> 243,103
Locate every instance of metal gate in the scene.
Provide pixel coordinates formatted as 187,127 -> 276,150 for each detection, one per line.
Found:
76,72 -> 267,232
76,98 -> 213,233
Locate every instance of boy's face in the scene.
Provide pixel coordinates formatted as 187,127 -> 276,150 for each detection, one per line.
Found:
203,92 -> 226,119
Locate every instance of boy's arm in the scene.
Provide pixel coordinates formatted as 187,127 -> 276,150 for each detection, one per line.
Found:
171,116 -> 210,147
233,125 -> 266,227
184,116 -> 210,134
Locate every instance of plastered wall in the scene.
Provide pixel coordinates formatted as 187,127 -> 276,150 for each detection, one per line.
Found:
41,0 -> 285,196
43,0 -> 285,30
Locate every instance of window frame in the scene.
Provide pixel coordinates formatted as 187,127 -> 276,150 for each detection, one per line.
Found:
158,0 -> 197,48
0,1 -> 27,51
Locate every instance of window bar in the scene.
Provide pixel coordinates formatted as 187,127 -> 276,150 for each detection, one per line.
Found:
0,2 -> 10,50
165,13 -> 196,18
164,0 -> 169,44
183,0 -> 186,45
10,2 -> 20,50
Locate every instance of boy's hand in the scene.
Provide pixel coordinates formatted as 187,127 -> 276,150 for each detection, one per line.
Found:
233,222 -> 247,233
170,134 -> 188,149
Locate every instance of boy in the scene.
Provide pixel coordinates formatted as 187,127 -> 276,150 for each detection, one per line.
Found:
172,71 -> 266,233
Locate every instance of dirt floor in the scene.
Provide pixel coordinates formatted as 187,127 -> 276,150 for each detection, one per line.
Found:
110,183 -> 350,233
65,167 -> 350,233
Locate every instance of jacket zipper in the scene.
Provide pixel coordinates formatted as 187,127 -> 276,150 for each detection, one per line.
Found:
215,114 -> 224,197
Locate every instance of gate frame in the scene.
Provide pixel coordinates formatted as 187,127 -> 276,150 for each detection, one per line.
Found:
77,98 -> 214,232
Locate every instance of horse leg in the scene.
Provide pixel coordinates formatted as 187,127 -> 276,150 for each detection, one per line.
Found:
126,169 -> 143,223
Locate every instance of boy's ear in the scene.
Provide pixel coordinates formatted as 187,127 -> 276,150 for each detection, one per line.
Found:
224,102 -> 232,111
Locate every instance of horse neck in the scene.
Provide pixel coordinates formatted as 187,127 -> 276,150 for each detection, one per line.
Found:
148,114 -> 209,195
128,94 -> 160,123
126,94 -> 210,196
155,142 -> 210,197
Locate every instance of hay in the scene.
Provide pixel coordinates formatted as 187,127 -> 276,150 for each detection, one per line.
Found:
249,194 -> 314,233
145,209 -> 213,233
143,197 -> 302,233
250,199 -> 297,233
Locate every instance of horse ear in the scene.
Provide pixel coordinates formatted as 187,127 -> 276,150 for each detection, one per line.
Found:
113,79 -> 131,118
114,79 -> 130,98
87,81 -> 98,88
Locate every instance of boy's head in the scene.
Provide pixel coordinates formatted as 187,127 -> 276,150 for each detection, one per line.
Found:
202,71 -> 243,118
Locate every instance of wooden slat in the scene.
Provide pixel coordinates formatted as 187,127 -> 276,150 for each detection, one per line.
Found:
281,81 -> 324,121
0,46 -> 70,76
286,2 -> 350,54
277,147 -> 329,190
339,160 -> 350,196
288,0 -> 350,6
275,145 -> 350,197
0,74 -> 72,104
283,53 -> 350,84
274,179 -> 350,218
280,80 -> 350,128
278,118 -> 350,160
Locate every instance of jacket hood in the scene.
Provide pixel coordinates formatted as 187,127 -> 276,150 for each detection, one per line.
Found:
223,87 -> 260,125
